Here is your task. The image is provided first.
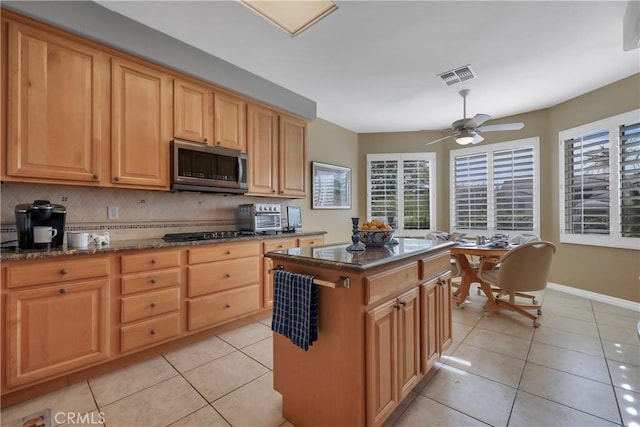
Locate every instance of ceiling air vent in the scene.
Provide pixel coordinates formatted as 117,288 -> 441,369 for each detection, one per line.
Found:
437,65 -> 477,86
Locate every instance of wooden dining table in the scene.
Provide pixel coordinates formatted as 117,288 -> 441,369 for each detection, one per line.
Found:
449,242 -> 511,308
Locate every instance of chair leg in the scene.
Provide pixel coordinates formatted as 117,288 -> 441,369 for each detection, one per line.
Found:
482,291 -> 543,327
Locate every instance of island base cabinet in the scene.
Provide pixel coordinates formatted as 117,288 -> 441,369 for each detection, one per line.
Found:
366,287 -> 420,427
5,279 -> 109,388
420,273 -> 453,374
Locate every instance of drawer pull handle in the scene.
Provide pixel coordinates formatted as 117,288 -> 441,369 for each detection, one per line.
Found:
399,301 -> 407,307
225,273 -> 231,278
393,303 -> 401,310
59,288 -> 67,294
225,304 -> 231,309
150,302 -> 157,308
60,268 -> 68,275
151,259 -> 157,264
150,329 -> 156,335
150,279 -> 157,284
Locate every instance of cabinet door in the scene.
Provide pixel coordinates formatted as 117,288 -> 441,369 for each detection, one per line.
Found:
262,238 -> 298,307
112,57 -> 171,188
214,93 -> 246,152
420,279 -> 439,374
278,115 -> 306,197
5,279 -> 109,387
174,79 -> 212,144
397,287 -> 420,400
247,104 -> 278,195
7,22 -> 106,183
366,299 -> 398,427
438,275 -> 453,353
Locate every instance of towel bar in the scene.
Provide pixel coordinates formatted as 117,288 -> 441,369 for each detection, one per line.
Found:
270,265 -> 351,289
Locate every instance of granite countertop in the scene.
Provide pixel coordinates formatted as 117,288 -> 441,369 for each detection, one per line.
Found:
0,230 -> 327,262
264,238 -> 455,273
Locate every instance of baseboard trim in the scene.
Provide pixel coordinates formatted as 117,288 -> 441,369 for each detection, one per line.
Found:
547,282 -> 640,312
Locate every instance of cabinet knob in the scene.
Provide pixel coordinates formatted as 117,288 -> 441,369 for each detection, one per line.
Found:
225,304 -> 231,309
399,301 -> 407,307
150,302 -> 157,308
216,141 -> 221,145
225,273 -> 231,278
60,268 -> 68,275
151,259 -> 157,264
114,176 -> 120,181
393,303 -> 401,310
278,245 -> 283,248
204,138 -> 208,142
309,241 -> 315,245
59,288 -> 67,294
226,251 -> 231,255
271,190 -> 276,193
93,174 -> 99,180
150,278 -> 157,284
150,329 -> 156,335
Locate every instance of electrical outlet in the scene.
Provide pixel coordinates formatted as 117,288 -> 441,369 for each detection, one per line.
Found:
107,206 -> 119,220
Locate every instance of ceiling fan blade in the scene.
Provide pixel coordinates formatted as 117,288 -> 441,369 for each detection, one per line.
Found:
425,134 -> 454,146
465,113 -> 491,129
470,133 -> 484,144
478,122 -> 525,132
623,0 -> 640,51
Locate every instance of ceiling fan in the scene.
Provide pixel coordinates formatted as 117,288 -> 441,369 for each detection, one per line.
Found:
425,89 -> 524,146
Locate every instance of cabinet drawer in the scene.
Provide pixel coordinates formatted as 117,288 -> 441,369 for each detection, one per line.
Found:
121,250 -> 180,274
121,268 -> 180,295
188,257 -> 260,297
263,239 -> 298,252
419,251 -> 451,281
6,257 -> 110,288
189,241 -> 260,264
366,262 -> 419,305
121,288 -> 180,323
120,312 -> 180,353
188,284 -> 260,331
297,235 -> 324,247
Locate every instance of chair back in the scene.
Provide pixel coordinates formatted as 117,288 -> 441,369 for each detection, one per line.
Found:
496,241 -> 556,292
508,234 -> 540,244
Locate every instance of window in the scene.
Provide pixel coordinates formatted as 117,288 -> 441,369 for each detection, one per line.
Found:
559,110 -> 640,249
450,137 -> 539,237
366,153 -> 436,236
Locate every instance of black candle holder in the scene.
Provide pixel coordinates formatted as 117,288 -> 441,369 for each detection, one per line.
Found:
346,217 -> 365,251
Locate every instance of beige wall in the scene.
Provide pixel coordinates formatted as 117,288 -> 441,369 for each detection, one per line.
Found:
291,118 -> 360,244
359,74 -> 640,303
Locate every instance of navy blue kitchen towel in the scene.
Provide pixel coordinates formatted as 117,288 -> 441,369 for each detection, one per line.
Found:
271,270 -> 318,351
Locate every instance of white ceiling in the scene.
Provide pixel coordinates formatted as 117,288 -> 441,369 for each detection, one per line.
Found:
96,1 -> 639,133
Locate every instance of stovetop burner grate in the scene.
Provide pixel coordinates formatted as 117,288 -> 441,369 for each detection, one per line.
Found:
162,231 -> 256,242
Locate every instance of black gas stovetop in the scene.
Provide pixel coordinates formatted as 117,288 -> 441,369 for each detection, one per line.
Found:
162,230 -> 256,242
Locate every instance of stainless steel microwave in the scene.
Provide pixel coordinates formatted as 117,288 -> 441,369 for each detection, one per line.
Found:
170,139 -> 248,194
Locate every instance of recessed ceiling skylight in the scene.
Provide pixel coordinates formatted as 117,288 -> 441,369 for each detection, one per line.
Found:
240,0 -> 338,37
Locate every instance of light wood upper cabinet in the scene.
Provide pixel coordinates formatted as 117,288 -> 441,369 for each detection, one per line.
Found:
6,22 -> 107,183
174,79 -> 212,144
214,93 -> 246,151
247,104 -> 279,195
111,58 -> 171,188
279,115 -> 306,197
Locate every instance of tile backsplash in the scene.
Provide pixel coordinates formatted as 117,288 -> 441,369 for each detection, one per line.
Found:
1,182 -> 291,242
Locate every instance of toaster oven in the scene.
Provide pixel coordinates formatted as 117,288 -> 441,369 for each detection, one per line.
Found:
238,204 -> 282,232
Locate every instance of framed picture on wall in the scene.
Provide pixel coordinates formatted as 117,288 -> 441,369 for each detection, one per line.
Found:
312,162 -> 351,209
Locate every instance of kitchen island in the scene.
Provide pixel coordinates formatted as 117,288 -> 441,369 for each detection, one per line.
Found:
264,238 -> 455,427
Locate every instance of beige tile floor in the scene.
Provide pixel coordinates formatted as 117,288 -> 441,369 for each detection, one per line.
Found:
2,288 -> 639,427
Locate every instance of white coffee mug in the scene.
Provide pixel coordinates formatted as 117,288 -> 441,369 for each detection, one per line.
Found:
67,231 -> 89,248
34,226 -> 57,243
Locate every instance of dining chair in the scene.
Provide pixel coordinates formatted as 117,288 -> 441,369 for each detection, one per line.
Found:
508,234 -> 540,244
477,241 -> 556,327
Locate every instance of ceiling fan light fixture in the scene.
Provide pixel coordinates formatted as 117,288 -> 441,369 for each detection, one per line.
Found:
240,0 -> 338,37
455,130 -> 475,145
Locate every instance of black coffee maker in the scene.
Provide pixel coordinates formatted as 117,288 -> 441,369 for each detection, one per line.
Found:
15,200 -> 66,249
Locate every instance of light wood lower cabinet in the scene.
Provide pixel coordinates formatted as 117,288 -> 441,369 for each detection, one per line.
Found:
5,278 -> 109,388
366,287 -> 420,427
262,238 -> 299,308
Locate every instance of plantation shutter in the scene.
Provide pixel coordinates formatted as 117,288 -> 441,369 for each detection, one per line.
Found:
369,159 -> 398,219
402,159 -> 431,230
620,121 -> 640,238
493,147 -> 534,231
563,129 -> 610,235
454,153 -> 488,229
